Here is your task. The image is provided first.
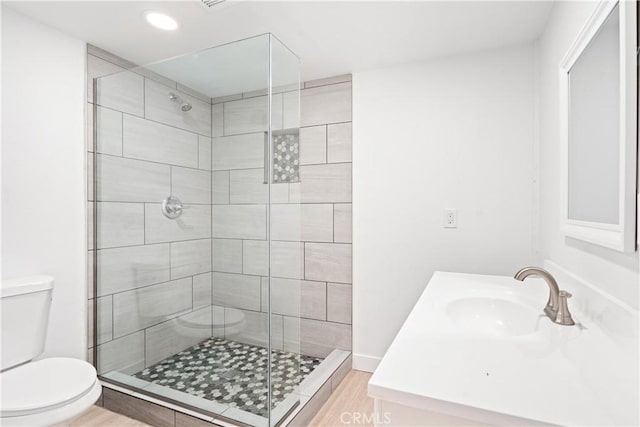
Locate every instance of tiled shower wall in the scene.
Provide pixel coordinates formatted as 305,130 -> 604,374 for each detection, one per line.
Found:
86,45 -> 353,374
210,75 -> 353,359
86,45 -> 215,374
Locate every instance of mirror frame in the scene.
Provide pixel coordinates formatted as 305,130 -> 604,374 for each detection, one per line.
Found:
559,0 -> 637,253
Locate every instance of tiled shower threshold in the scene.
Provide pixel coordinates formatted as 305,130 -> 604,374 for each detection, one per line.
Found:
100,338 -> 351,426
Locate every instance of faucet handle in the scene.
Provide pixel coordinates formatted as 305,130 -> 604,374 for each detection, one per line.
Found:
555,290 -> 575,326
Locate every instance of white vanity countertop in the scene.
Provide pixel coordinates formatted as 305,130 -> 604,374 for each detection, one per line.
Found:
368,272 -> 639,427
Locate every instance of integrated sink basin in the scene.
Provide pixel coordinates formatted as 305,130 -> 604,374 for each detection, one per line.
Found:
446,297 -> 540,337
368,268 -> 639,427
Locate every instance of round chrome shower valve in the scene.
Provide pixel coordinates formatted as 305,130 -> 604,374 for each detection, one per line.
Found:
161,196 -> 183,219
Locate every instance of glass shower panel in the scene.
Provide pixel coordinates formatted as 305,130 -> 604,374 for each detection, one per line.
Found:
94,34 -> 303,427
267,36 -> 304,426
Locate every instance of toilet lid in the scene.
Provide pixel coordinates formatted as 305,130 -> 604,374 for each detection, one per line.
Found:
0,357 -> 97,417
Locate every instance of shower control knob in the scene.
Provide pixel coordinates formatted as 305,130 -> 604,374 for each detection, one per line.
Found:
161,196 -> 183,219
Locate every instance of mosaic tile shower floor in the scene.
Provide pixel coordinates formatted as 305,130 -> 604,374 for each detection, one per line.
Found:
134,337 -> 322,418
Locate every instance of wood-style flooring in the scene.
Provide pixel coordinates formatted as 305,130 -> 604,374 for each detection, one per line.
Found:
56,370 -> 373,427
54,405 -> 152,426
310,370 -> 374,426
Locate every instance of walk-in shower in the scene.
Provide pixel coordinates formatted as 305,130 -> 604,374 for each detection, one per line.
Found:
91,34 -> 348,426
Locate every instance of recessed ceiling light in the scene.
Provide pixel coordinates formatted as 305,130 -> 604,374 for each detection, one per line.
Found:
145,12 -> 178,31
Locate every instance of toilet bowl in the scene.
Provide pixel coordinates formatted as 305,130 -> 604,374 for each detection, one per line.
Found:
0,276 -> 102,426
178,306 -> 245,337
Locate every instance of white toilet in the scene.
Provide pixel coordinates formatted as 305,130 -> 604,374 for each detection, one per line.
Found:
0,276 -> 102,426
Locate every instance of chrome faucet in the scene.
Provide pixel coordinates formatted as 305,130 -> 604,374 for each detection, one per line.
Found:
514,267 -> 575,326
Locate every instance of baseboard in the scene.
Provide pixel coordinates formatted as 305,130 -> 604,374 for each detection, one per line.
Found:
352,353 -> 381,373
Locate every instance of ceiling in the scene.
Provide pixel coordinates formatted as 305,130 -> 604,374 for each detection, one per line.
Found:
6,0 -> 554,94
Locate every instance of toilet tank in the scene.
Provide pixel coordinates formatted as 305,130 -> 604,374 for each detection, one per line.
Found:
0,276 -> 54,371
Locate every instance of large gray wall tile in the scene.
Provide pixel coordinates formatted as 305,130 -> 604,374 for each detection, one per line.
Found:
327,283 -> 352,324
288,380 -> 332,427
211,305 -> 226,338
87,103 -> 94,152
87,54 -> 125,104
229,168 -> 267,204
271,181 -> 290,204
171,239 -> 212,279
96,155 -> 170,203
87,153 -> 94,201
87,251 -> 95,300
212,205 -> 266,240
97,243 -> 170,296
97,295 -> 113,345
175,82 -> 209,102
225,309 -> 283,351
282,90 -> 300,130
96,70 -> 144,117
229,168 -> 287,204
103,388 -> 174,427
88,44 -> 137,69
145,306 -> 212,366
172,167 -> 211,204
145,204 -> 211,243
331,354 -> 352,392
91,71 -> 354,373
97,331 -> 144,374
96,202 -> 144,249
299,163 -> 351,203
242,88 -> 268,98
212,171 -> 230,204
212,133 -> 264,171
305,243 -> 352,283
95,106 -> 123,156
88,201 -> 94,249
123,115 -> 198,168
223,94 -> 282,135
262,278 -> 326,321
212,239 -> 242,273
145,79 -> 212,137
300,82 -> 351,127
193,272 -> 212,309
212,103 -> 223,137
87,299 -> 94,350
333,203 -> 352,243
272,241 -> 304,279
271,204 -> 333,242
284,318 -> 351,358
213,272 -> 261,311
242,240 -> 268,276
198,136 -> 212,171
300,126 -> 327,165
304,74 -> 352,89
212,93 -> 242,104
176,412 -> 215,427
327,122 -> 352,163
112,277 -> 192,337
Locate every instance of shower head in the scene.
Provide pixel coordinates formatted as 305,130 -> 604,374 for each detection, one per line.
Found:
169,92 -> 192,112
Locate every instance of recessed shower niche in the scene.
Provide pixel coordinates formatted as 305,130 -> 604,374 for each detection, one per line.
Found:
91,34 -> 349,426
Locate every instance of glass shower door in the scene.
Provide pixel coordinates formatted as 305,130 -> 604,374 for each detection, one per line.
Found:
93,34 -> 304,427
267,36 -> 305,426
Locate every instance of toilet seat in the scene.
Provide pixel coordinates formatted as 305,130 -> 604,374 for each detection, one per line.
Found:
0,357 -> 98,418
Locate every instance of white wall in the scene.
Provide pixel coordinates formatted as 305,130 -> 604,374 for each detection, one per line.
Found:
537,1 -> 639,310
352,45 -> 537,371
1,7 -> 87,359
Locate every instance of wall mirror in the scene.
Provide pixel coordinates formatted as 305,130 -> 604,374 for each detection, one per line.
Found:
560,0 -> 637,252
